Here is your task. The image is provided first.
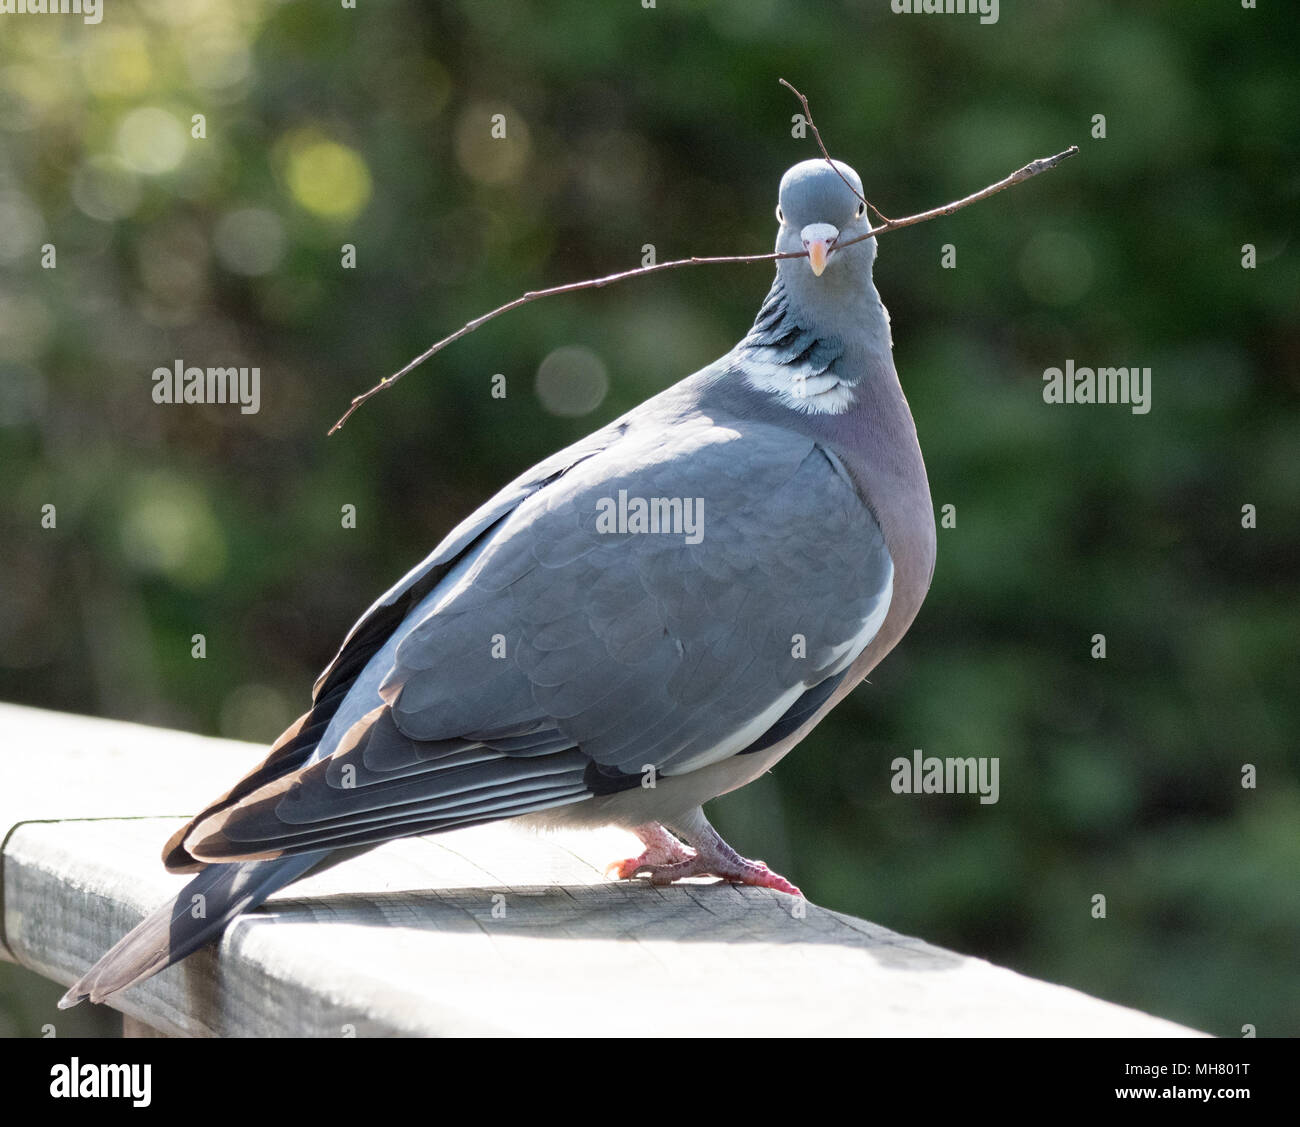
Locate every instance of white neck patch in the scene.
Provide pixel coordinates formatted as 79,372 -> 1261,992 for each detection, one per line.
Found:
741,360 -> 857,414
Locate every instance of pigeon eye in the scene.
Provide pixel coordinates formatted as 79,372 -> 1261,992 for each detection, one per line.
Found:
856,201 -> 866,218
776,205 -> 784,224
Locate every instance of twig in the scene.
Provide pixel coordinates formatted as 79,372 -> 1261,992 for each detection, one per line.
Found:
829,144 -> 1079,256
327,249 -> 805,435
778,78 -> 892,224
328,94 -> 1078,435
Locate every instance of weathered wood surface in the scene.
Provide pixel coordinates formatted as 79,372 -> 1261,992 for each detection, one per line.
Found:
0,702 -> 1203,1037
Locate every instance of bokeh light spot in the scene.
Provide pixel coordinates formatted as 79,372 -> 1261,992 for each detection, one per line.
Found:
454,103 -> 530,185
119,475 -> 227,588
71,155 -> 142,221
535,345 -> 609,417
117,107 -> 187,175
184,30 -> 252,92
81,29 -> 153,98
283,133 -> 372,221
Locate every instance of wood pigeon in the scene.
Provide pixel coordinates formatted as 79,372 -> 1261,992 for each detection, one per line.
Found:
61,157 -> 936,1007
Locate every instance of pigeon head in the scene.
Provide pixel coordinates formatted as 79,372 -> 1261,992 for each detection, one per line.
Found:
774,158 -> 876,281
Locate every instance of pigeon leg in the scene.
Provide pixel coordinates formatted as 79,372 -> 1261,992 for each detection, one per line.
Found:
605,822 -> 696,880
615,810 -> 803,897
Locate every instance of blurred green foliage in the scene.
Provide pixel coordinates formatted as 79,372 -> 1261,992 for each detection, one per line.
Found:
1,0 -> 1296,1038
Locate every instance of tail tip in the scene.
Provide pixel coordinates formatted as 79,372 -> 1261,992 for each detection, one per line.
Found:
57,985 -> 86,1009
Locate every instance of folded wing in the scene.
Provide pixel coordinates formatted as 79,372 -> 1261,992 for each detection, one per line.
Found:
179,413 -> 893,864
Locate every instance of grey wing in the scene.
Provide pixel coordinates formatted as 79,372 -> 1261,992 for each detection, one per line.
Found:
310,418 -> 631,699
183,415 -> 892,862
161,416 -> 634,872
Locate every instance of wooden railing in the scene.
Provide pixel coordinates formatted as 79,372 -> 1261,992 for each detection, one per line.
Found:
0,702 -> 1202,1037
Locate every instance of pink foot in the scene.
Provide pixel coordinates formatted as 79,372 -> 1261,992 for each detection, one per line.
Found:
638,853 -> 802,897
608,821 -> 803,897
605,823 -> 695,880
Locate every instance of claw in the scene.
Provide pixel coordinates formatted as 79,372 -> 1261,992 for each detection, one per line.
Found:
605,857 -> 650,881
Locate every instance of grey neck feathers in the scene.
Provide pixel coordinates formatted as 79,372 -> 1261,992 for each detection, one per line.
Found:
729,259 -> 893,415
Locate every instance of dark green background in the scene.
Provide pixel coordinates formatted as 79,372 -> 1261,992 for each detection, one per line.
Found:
1,0 -> 1296,1037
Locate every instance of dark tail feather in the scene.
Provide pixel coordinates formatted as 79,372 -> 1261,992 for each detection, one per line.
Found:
58,852 -> 327,1008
